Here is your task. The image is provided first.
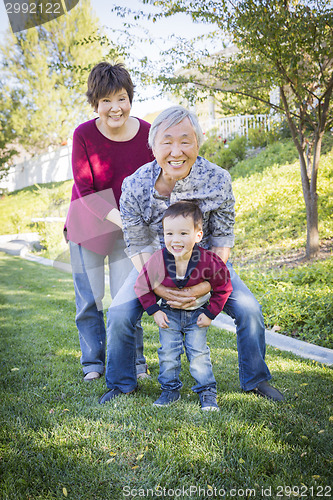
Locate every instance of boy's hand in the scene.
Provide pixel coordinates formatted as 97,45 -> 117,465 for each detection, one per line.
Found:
197,313 -> 212,328
153,310 -> 170,329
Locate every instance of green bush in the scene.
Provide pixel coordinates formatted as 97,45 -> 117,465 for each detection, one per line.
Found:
247,119 -> 291,149
228,134 -> 247,161
199,128 -> 226,159
237,259 -> 333,349
0,180 -> 72,234
33,220 -> 68,260
231,139 -> 298,179
200,133 -> 248,170
214,146 -> 237,170
248,127 -> 268,148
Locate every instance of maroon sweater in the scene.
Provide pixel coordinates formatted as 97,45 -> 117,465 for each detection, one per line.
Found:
65,118 -> 154,254
135,245 -> 233,320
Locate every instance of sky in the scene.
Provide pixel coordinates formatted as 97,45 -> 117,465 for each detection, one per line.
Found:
0,0 -> 216,118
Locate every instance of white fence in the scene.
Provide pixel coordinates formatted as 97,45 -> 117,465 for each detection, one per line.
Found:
200,114 -> 272,139
0,143 -> 73,193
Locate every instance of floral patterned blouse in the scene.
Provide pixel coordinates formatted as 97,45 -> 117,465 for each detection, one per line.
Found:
120,156 -> 236,257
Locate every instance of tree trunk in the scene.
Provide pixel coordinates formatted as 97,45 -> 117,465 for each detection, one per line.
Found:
304,134 -> 323,259
298,147 -> 320,259
304,188 -> 319,259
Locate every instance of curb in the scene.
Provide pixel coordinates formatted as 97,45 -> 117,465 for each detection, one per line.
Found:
0,233 -> 42,257
1,234 -> 332,366
212,314 -> 333,366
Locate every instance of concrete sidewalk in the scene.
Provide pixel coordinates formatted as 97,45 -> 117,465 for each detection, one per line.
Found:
1,233 -> 332,366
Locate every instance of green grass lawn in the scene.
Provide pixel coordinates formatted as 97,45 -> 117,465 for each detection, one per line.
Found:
0,253 -> 332,500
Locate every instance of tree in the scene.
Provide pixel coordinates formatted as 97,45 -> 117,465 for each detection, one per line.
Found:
0,0 -> 107,155
0,85 -> 20,181
114,0 -> 333,259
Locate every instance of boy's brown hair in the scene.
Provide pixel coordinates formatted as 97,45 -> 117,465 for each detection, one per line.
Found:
162,201 -> 203,230
86,62 -> 135,110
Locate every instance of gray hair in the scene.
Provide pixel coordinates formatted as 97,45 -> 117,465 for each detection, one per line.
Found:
148,105 -> 204,149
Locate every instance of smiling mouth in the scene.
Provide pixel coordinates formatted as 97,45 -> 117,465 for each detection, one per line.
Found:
169,161 -> 185,167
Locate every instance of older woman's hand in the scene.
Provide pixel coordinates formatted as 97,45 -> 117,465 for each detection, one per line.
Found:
154,281 -> 211,309
105,208 -> 123,229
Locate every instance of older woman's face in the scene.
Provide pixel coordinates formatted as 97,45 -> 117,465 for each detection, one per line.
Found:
152,117 -> 199,181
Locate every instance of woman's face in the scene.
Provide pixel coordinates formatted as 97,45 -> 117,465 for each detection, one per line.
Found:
96,88 -> 131,132
152,118 -> 199,181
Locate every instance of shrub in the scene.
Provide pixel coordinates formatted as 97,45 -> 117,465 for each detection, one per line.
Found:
228,135 -> 247,161
33,220 -> 68,260
200,133 -> 248,170
237,259 -> 333,349
199,129 -> 226,160
231,139 -> 298,179
214,147 -> 237,170
248,127 -> 268,148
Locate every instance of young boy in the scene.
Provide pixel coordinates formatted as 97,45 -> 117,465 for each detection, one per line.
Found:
134,201 -> 233,411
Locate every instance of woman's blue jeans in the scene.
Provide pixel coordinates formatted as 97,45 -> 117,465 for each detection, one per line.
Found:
105,261 -> 271,393
157,306 -> 217,394
69,239 -> 146,376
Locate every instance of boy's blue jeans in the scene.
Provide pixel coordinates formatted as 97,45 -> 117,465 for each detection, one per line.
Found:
69,239 -> 146,376
105,261 -> 272,393
157,305 -> 217,394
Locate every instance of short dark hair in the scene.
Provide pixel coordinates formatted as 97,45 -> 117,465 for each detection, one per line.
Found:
162,201 -> 203,230
86,62 -> 135,110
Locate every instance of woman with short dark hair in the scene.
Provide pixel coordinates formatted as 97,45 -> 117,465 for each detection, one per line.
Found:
65,62 -> 154,381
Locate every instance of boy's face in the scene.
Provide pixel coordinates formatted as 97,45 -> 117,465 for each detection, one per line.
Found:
96,88 -> 131,132
163,215 -> 203,261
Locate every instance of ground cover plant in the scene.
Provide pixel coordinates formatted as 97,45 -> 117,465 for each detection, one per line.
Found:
0,253 -> 332,500
235,259 -> 333,349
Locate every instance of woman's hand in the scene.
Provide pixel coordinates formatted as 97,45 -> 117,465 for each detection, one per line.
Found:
154,281 -> 211,309
105,208 -> 123,229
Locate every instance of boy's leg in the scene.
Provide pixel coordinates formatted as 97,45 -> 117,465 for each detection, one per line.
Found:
157,308 -> 184,392
183,309 -> 217,394
69,241 -> 106,376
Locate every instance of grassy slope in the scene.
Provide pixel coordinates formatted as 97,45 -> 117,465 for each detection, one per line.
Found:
231,141 -> 333,259
229,142 -> 333,348
0,181 -> 72,234
0,254 -> 332,499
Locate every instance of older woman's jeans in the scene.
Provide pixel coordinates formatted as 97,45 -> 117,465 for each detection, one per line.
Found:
69,239 -> 146,376
105,261 -> 271,393
157,306 -> 217,394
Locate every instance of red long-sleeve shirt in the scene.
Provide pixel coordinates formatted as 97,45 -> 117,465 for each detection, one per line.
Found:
135,245 -> 233,320
65,118 -> 154,254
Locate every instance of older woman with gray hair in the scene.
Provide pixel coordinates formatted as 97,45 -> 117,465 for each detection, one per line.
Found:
99,105 -> 284,404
